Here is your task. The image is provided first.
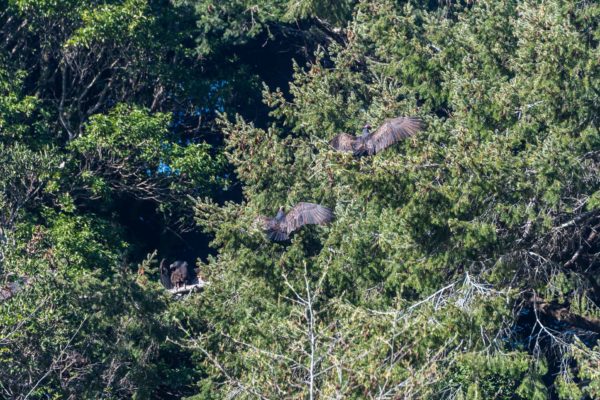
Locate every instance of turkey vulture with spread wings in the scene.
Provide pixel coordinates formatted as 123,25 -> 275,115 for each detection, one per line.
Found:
330,116 -> 424,156
257,202 -> 334,241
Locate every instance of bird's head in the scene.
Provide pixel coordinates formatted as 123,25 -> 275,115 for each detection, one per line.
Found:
362,123 -> 372,136
275,206 -> 286,220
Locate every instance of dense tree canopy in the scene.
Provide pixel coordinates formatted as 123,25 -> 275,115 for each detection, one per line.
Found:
1,0 -> 599,399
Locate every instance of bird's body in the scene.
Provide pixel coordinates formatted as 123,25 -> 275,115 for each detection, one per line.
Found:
330,116 -> 423,156
158,259 -> 191,290
170,260 -> 189,289
257,202 -> 334,241
275,208 -> 286,222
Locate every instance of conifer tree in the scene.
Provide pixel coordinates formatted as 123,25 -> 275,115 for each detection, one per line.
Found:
189,1 -> 600,397
1,0 -> 598,398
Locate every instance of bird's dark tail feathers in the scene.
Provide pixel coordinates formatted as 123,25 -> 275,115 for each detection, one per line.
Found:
159,258 -> 173,289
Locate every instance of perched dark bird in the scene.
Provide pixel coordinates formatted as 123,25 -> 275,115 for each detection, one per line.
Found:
256,202 -> 334,241
330,116 -> 424,156
170,260 -> 189,289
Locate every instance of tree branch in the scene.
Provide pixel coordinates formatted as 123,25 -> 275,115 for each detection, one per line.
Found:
527,293 -> 600,335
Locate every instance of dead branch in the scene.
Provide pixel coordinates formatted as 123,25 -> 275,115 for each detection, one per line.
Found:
564,223 -> 600,269
554,209 -> 600,232
167,279 -> 207,295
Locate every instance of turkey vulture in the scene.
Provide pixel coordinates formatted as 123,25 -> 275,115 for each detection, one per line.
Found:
159,259 -> 192,289
330,116 -> 423,156
170,260 -> 189,289
257,202 -> 334,241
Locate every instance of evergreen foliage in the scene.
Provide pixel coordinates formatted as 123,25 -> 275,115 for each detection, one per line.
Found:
0,0 -> 599,398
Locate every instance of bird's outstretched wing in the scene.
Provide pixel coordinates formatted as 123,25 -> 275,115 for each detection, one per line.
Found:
284,202 -> 333,235
366,117 -> 423,155
256,215 -> 289,241
329,133 -> 358,153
